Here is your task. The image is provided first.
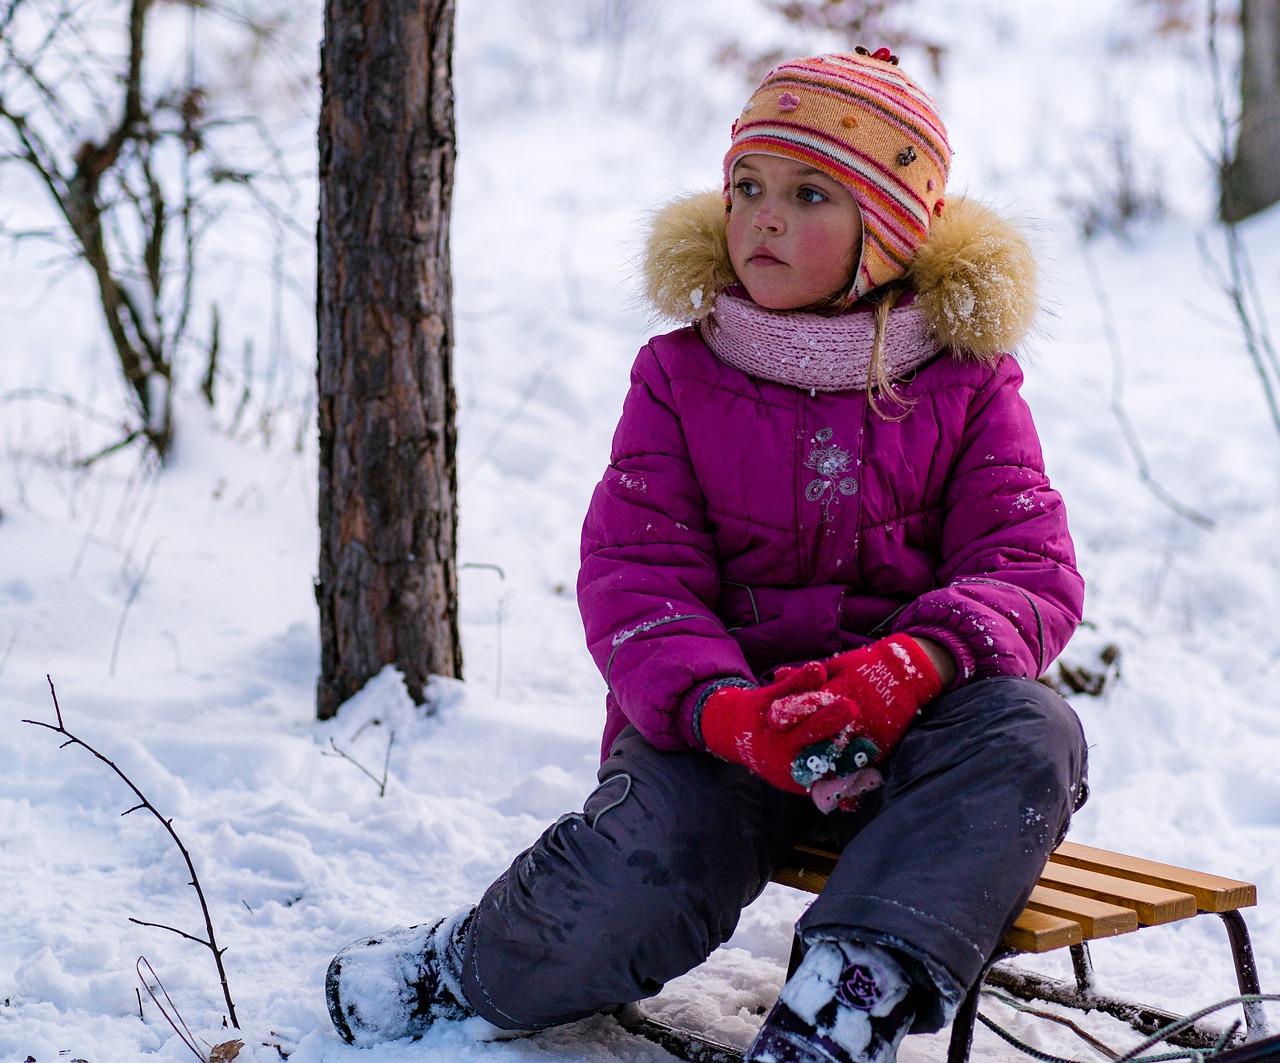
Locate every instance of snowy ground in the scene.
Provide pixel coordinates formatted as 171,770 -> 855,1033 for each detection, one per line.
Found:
3,1 -> 1280,1061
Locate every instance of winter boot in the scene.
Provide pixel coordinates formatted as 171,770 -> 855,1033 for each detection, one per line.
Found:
326,906 -> 477,1045
745,939 -> 917,1063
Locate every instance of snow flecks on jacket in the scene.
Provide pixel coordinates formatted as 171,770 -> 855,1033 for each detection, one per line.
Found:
610,612 -> 703,648
577,331 -> 1083,757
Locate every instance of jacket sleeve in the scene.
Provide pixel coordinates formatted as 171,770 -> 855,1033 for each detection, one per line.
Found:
577,344 -> 755,751
889,359 -> 1084,683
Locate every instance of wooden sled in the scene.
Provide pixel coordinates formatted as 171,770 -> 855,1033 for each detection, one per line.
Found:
622,841 -> 1266,1063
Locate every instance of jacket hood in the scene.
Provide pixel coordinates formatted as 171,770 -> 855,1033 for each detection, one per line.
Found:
641,191 -> 1038,364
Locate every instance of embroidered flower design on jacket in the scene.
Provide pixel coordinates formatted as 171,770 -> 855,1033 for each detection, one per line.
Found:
804,427 -> 857,522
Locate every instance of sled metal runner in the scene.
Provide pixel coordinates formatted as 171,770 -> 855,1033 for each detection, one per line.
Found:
626,840 -> 1266,1063
617,1007 -> 745,1063
977,914 -> 1266,1055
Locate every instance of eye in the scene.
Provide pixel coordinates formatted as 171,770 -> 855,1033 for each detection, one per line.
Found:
733,177 -> 760,198
798,185 -> 828,204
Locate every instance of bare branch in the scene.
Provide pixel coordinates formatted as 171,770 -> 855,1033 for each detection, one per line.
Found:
0,0 -> 311,460
0,633 -> 16,683
130,917 -> 213,950
1079,238 -> 1216,529
322,732 -> 396,798
1,387 -> 132,432
109,537 -> 161,676
72,427 -> 149,468
0,1 -> 24,39
25,679 -> 240,1029
1203,0 -> 1280,444
0,96 -> 70,203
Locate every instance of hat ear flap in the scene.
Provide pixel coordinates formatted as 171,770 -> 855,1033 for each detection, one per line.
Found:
644,191 -> 739,323
908,196 -> 1038,363
846,200 -> 870,302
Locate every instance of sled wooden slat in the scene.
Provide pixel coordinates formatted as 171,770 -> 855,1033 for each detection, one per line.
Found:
1049,841 -> 1257,913
772,840 -> 1224,951
770,865 -> 832,893
1023,884 -> 1139,939
1002,907 -> 1082,953
1034,861 -> 1197,925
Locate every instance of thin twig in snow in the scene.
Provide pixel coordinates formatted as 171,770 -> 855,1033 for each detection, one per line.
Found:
24,678 -> 240,1029
110,537 -> 163,676
137,956 -> 206,1063
323,732 -> 396,798
496,591 -> 510,700
1204,0 -> 1280,444
1079,238 -> 1216,529
1198,225 -> 1280,442
0,632 -> 15,682
460,360 -> 554,483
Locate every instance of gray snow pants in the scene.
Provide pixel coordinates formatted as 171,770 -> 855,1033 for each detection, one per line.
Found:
460,676 -> 1088,1033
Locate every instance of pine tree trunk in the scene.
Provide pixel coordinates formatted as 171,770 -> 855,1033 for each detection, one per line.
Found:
315,0 -> 462,720
1222,0 -> 1280,222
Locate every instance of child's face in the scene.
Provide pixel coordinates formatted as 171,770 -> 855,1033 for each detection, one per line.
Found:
727,154 -> 863,311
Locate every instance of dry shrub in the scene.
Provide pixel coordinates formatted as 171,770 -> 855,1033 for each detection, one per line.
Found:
717,0 -> 945,83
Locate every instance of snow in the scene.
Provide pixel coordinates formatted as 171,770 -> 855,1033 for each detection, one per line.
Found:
2,0 -> 1280,1061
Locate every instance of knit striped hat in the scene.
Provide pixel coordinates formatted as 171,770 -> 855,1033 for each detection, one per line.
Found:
724,49 -> 951,300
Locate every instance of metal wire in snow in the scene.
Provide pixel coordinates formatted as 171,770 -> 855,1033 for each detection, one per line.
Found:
977,990 -> 1280,1063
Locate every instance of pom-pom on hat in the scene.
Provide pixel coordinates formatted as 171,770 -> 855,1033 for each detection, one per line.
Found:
724,48 -> 951,300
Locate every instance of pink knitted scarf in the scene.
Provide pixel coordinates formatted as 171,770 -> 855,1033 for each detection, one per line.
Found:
702,290 -> 940,392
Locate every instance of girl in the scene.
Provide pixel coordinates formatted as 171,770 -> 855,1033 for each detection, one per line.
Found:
326,49 -> 1088,1063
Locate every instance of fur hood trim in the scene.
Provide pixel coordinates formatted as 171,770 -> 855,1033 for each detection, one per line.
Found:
642,191 -> 1038,363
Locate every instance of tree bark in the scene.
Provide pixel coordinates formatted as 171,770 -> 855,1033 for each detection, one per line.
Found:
1221,0 -> 1280,222
316,0 -> 462,720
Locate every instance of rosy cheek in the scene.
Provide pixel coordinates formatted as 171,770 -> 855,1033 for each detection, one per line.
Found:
726,214 -> 750,269
794,227 -> 853,286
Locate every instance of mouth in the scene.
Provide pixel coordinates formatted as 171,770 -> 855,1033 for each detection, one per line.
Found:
748,247 -> 784,266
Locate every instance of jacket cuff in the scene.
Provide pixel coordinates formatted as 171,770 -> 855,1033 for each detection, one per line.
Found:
895,626 -> 975,692
690,677 -> 756,748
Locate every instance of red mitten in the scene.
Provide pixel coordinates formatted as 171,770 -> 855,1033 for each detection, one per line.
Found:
699,661 -> 857,794
811,634 -> 942,766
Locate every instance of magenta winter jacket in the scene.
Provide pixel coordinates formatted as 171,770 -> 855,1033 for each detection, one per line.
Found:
578,328 -> 1083,760
578,194 -> 1084,759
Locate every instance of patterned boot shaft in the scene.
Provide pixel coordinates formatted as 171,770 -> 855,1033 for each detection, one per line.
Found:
325,906 -> 475,1045
746,939 -> 917,1063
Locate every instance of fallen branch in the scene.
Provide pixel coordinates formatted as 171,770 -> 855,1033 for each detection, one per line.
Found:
24,677 -> 240,1030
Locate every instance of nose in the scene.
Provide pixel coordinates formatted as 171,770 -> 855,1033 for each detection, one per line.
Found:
753,202 -> 784,233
